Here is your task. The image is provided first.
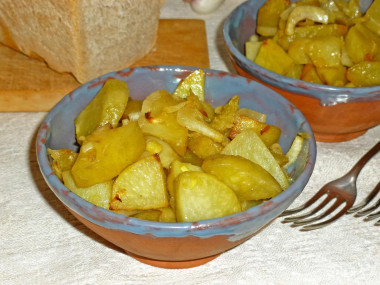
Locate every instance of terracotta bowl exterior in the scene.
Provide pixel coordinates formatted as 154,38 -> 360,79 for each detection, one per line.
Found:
223,0 -> 380,142
36,66 -> 316,268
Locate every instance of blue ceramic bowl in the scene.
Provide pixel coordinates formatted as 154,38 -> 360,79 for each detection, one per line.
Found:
223,0 -> 380,142
36,65 -> 316,269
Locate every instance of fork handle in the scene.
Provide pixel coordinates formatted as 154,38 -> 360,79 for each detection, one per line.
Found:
347,141 -> 380,178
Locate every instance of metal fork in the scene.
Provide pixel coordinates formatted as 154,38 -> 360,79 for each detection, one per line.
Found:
346,182 -> 380,226
280,141 -> 380,231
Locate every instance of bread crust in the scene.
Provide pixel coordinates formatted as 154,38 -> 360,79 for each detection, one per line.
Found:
0,0 -> 162,83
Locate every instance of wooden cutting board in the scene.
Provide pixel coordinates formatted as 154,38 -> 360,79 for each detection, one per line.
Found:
0,19 -> 209,112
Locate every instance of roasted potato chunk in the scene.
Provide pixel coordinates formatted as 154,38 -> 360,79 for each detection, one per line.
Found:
364,0 -> 380,36
71,122 -> 145,187
202,155 -> 283,201
347,61 -> 380,87
143,136 -> 179,169
132,210 -> 161,222
254,39 -> 294,75
175,172 -> 241,222
230,114 -> 281,147
138,90 -> 188,155
222,129 -> 289,189
256,0 -> 290,36
345,24 -> 378,64
241,200 -> 264,211
74,79 -> 129,144
167,160 -> 203,209
159,207 -> 176,223
122,98 -> 142,121
307,36 -> 344,68
62,170 -> 112,209
48,148 -> 78,180
110,155 -> 168,211
210,95 -> 239,134
172,69 -> 205,101
187,133 -> 223,159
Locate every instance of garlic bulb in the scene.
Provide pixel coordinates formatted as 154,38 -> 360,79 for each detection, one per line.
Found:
187,0 -> 225,14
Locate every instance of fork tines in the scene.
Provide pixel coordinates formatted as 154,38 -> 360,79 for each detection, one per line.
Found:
280,184 -> 355,231
348,182 -> 380,226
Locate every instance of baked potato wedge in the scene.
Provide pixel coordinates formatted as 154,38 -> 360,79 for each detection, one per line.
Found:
138,90 -> 188,155
202,154 -> 283,201
74,79 -> 129,144
175,171 -> 241,222
221,129 -> 289,189
71,122 -> 145,187
48,148 -> 78,180
110,155 -> 168,211
62,170 -> 112,209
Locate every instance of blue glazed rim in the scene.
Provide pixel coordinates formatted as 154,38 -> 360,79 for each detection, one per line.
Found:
36,65 -> 317,239
222,0 -> 380,106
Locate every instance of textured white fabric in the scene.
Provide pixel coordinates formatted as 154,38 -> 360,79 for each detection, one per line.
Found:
1,1 -> 379,284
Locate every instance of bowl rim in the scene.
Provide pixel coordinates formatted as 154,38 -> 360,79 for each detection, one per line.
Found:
36,65 -> 317,238
222,0 -> 380,105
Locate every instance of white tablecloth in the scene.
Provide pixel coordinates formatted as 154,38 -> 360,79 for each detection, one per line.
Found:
1,1 -> 379,284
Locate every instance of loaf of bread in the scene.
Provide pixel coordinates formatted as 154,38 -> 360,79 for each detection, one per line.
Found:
0,0 -> 163,83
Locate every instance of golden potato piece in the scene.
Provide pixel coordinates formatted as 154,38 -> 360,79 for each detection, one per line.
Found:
301,64 -> 323,84
285,6 -> 329,36
237,108 -> 266,123
111,209 -> 141,217
202,154 -> 282,201
288,38 -> 312,65
363,0 -> 380,37
176,103 -> 226,144
347,61 -> 380,87
140,89 -> 179,117
144,136 -> 179,169
110,155 -> 168,211
48,148 -> 78,181
293,24 -> 348,39
74,79 -> 129,144
138,90 -> 188,155
167,160 -> 203,209
345,24 -> 378,64
132,207 -> 176,222
175,172 -> 241,222
283,134 -> 305,169
257,0 -> 290,36
241,200 -> 264,211
132,210 -> 161,222
230,115 -> 281,147
159,207 -> 176,223
187,133 -> 223,159
172,69 -> 205,101
254,39 -> 294,75
122,98 -> 142,121
316,65 -> 347,87
185,94 -> 215,122
62,170 -> 112,209
245,40 -> 262,62
71,122 -> 145,187
307,36 -> 344,68
180,149 -> 203,166
221,129 -> 289,189
210,95 -> 239,134
286,64 -> 303,80
269,143 -> 289,168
